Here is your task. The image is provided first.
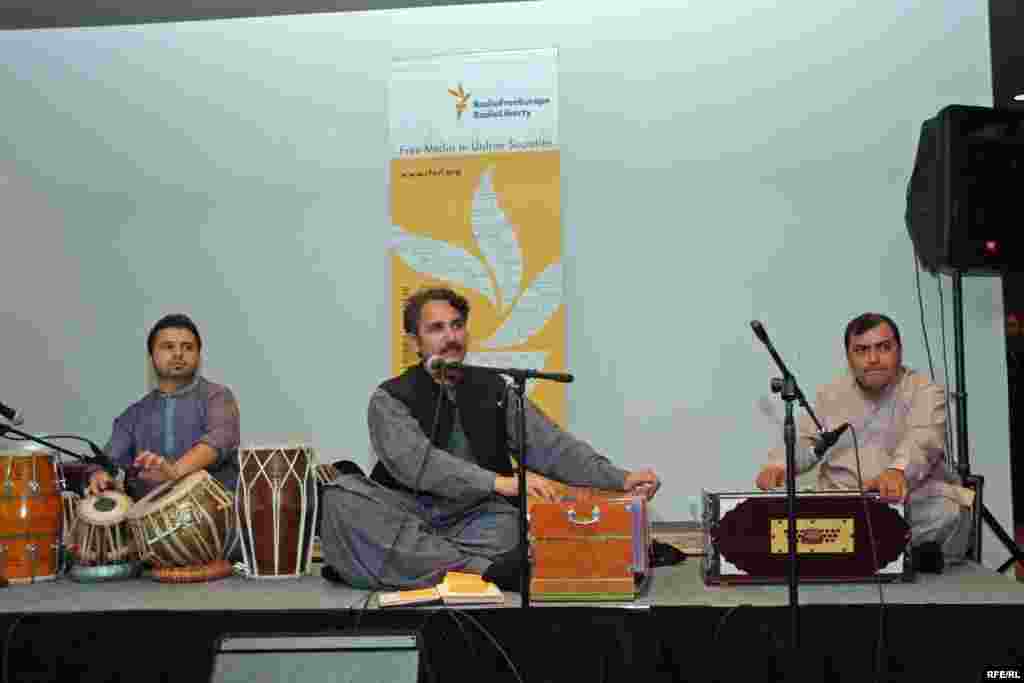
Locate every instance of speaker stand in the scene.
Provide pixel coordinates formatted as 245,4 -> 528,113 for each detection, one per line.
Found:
949,270 -> 1024,571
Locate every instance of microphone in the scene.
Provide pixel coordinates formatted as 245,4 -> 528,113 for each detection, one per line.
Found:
813,422 -> 850,459
424,355 -> 457,374
0,400 -> 24,426
750,320 -> 770,345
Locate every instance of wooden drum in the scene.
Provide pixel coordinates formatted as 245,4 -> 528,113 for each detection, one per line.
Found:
127,470 -> 234,582
0,449 -> 63,583
236,444 -> 319,578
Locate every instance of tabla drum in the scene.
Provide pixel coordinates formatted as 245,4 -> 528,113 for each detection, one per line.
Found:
61,490 -> 81,545
0,448 -> 63,583
69,491 -> 142,582
71,491 -> 138,565
127,470 -> 235,582
236,444 -> 319,578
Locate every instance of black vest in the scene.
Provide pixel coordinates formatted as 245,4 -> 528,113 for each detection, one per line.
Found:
369,363 -> 513,494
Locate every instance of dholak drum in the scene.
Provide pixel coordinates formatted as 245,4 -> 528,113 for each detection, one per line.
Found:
127,470 -> 235,583
71,492 -> 138,565
0,449 -> 63,584
236,444 -> 319,578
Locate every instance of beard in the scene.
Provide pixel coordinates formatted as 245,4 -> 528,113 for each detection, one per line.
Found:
153,363 -> 197,383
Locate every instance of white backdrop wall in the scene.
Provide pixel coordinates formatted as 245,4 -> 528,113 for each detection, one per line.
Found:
1,1 -> 1014,568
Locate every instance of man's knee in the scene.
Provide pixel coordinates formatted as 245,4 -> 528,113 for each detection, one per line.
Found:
908,497 -> 967,546
455,506 -> 519,557
492,511 -> 519,551
320,486 -> 353,527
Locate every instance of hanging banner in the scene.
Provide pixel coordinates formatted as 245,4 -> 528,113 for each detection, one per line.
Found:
388,47 -> 564,424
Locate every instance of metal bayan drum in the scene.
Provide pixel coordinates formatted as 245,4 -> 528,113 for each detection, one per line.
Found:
127,470 -> 234,581
236,444 -> 319,578
0,448 -> 64,583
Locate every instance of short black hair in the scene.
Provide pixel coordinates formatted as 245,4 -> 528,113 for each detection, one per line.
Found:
147,314 -> 202,354
844,313 -> 901,351
403,287 -> 470,336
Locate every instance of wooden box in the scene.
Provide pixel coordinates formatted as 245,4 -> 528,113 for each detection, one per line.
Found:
529,487 -> 651,601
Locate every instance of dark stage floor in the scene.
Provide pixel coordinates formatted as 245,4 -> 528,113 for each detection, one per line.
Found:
2,561 -> 1023,682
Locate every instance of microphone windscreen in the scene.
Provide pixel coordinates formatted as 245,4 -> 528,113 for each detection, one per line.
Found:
750,320 -> 769,344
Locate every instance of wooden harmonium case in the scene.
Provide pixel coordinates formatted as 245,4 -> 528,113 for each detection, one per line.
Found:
529,487 -> 651,601
702,490 -> 913,585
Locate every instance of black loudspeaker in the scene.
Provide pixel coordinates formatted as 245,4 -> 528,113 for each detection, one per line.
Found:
906,105 -> 1024,275
209,631 -> 423,683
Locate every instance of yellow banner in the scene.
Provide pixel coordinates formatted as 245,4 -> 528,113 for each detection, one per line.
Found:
389,49 -> 564,424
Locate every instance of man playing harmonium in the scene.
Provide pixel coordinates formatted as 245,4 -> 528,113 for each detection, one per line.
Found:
318,287 -> 661,590
754,312 -> 974,570
86,314 -> 240,499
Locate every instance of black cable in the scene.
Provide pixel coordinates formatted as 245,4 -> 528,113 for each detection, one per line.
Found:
709,605 -> 747,683
354,364 -> 449,623
914,251 -> 938,381
417,607 -> 479,664
5,433 -> 92,447
3,615 -> 25,683
711,605 -> 744,646
414,606 -> 523,683
937,275 -> 957,470
451,609 -> 525,683
848,425 -> 887,683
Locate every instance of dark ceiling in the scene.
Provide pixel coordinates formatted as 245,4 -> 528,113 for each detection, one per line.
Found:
0,0 -> 528,30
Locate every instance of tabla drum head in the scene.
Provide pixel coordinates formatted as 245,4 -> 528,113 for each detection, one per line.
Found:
126,470 -> 210,521
79,491 -> 133,526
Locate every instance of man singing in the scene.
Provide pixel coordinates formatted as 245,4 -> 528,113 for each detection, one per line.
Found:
319,287 -> 660,589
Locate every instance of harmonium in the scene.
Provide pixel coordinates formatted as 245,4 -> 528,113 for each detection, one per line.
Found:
702,490 -> 913,585
529,486 -> 652,601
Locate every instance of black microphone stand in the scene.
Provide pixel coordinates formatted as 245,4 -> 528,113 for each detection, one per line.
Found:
772,374 -> 802,670
507,374 -> 532,608
465,363 -> 573,610
750,322 -> 828,676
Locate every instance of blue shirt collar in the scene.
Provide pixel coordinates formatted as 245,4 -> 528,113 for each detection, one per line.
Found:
155,374 -> 201,399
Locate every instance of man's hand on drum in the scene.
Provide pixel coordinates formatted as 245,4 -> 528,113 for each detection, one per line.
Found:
756,464 -> 787,491
87,470 -> 117,496
624,468 -> 661,501
134,450 -> 179,484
